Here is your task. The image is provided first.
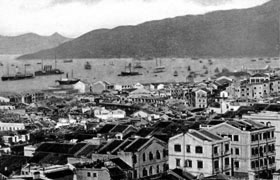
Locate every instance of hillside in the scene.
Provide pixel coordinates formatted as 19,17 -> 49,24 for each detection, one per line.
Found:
18,0 -> 280,59
0,33 -> 71,55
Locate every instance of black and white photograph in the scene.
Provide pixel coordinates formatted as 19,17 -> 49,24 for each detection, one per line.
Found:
0,0 -> 279,179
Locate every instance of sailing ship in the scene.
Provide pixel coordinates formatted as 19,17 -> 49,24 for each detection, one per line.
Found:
118,63 -> 141,76
2,65 -> 34,81
153,59 -> 165,73
84,61 -> 91,70
56,70 -> 80,85
35,60 -> 64,76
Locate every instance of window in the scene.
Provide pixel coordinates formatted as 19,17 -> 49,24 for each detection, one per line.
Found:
149,166 -> 153,175
163,149 -> 168,157
225,158 -> 229,166
149,152 -> 153,160
235,148 -> 240,155
214,146 -> 218,154
156,165 -> 160,173
197,161 -> 203,169
174,144 -> 181,152
143,168 -> 147,177
251,161 -> 255,169
176,159 -> 181,167
156,150 -> 161,160
233,135 -> 239,142
132,154 -> 137,164
195,146 -> 203,154
251,135 -> 255,141
93,173 -> 97,177
235,161 -> 240,168
143,153 -> 146,162
184,160 -> 192,168
87,172 -> 91,177
214,160 -> 219,169
186,145 -> 191,153
225,144 -> 229,152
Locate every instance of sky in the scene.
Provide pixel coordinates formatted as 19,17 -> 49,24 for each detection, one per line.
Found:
0,0 -> 270,38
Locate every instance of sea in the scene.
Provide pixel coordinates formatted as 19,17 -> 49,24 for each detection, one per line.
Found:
0,55 -> 278,93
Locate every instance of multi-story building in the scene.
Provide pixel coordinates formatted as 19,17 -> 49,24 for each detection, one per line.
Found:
243,111 -> 280,169
193,88 -> 210,108
168,129 -> 231,177
117,137 -> 168,179
206,119 -> 276,178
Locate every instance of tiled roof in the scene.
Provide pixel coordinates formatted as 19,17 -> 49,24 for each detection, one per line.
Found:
98,124 -> 116,134
98,140 -> 123,154
110,158 -> 132,170
110,125 -> 128,133
124,138 -> 149,152
111,138 -> 134,154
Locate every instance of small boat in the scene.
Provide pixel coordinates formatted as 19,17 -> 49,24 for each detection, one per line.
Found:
173,70 -> 178,77
192,57 -> 199,60
37,62 -> 42,65
24,64 -> 31,66
199,60 -> 203,63
118,63 -> 142,76
259,58 -> 264,60
265,60 -> 271,64
64,59 -> 73,63
251,59 -> 257,62
11,64 -> 15,66
134,62 -> 143,69
0,63 -> 3,66
84,62 -> 91,70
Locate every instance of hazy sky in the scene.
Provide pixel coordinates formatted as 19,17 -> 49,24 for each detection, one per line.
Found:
0,0 -> 269,38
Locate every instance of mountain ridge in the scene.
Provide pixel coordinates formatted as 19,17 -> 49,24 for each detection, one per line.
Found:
18,0 -> 280,59
0,33 -> 71,55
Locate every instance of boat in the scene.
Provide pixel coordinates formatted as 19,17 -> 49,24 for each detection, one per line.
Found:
56,71 -> 80,85
173,70 -> 178,77
34,60 -> 64,76
24,64 -> 31,66
37,62 -> 42,65
153,59 -> 165,73
0,63 -> 3,66
84,62 -> 91,70
118,63 -> 141,76
1,65 -> 34,81
251,59 -> 257,62
265,60 -> 271,64
64,59 -> 73,63
134,62 -> 143,69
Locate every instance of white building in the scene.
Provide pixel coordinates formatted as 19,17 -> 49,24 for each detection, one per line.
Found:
168,129 -> 231,177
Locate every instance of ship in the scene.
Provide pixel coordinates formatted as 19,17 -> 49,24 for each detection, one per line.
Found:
1,65 -> 34,81
84,61 -> 91,70
118,63 -> 141,76
134,62 -> 143,69
34,60 -> 64,76
153,59 -> 165,73
64,59 -> 73,63
56,71 -> 80,85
